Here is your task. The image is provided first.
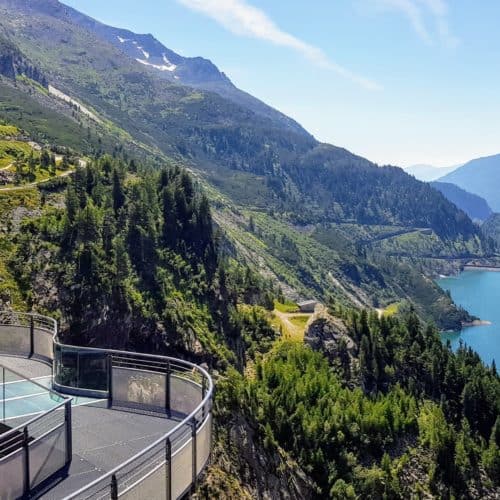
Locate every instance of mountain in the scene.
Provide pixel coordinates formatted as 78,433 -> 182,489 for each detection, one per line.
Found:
482,213 -> 500,247
404,163 -> 459,182
0,3 -> 499,498
438,154 -> 500,211
9,0 -> 308,137
0,0 -> 492,330
431,181 -> 493,222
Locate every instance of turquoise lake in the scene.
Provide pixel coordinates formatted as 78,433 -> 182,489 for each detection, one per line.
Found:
437,271 -> 500,366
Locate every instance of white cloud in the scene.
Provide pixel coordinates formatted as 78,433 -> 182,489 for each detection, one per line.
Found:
177,0 -> 381,90
377,0 -> 432,43
375,0 -> 458,47
419,0 -> 459,48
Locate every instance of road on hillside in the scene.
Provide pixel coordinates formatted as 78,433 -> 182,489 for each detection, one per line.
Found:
0,169 -> 75,192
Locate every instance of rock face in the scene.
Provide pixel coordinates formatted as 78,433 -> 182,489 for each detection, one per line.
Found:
304,306 -> 356,363
197,413 -> 315,500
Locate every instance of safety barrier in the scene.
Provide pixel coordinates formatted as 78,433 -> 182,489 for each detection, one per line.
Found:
0,312 -> 213,499
0,311 -> 55,363
0,365 -> 72,499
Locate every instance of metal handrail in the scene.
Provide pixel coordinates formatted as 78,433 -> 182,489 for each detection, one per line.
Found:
59,346 -> 213,498
0,311 -> 214,499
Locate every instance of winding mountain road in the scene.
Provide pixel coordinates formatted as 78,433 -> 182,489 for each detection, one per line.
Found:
0,169 -> 75,192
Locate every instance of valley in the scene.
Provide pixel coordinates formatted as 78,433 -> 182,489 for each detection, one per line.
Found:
0,1 -> 498,498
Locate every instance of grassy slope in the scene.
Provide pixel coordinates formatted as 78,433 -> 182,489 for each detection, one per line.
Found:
0,187 -> 40,308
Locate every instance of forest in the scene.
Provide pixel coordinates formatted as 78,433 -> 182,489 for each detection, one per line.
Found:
217,309 -> 500,498
5,154 -> 498,498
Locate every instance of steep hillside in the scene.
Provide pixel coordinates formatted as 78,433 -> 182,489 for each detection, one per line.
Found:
439,154 -> 500,211
0,0 -> 492,328
0,0 -> 308,137
4,147 -> 498,500
431,181 -> 493,222
482,213 -> 500,248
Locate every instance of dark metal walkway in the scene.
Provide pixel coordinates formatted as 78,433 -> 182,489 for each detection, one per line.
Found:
0,356 -> 178,499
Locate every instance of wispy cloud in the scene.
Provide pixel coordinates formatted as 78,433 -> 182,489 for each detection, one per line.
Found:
419,0 -> 459,48
177,0 -> 381,90
374,0 -> 458,47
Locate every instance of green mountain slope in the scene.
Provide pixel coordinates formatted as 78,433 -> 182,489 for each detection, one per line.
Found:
0,0 -> 492,328
0,6 -> 497,493
482,213 -> 500,248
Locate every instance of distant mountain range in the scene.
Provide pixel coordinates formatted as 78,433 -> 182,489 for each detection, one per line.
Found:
438,154 -> 500,212
430,181 -> 492,222
404,163 -> 460,182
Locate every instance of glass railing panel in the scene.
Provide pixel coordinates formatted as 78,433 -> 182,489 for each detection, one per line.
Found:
33,328 -> 54,361
54,347 -> 78,388
170,375 -> 203,416
78,351 -> 108,391
171,435 -> 193,500
196,414 -> 212,475
112,366 -> 167,411
117,441 -> 167,500
29,424 -> 66,488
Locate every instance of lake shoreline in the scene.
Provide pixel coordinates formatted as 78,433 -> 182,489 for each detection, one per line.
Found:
463,265 -> 500,272
461,319 -> 492,327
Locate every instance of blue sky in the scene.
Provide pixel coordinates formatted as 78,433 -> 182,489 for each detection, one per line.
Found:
63,1 -> 500,168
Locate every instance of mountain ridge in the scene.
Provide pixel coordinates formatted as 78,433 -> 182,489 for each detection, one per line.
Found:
431,181 -> 493,222
438,153 -> 500,211
404,163 -> 459,182
14,0 -> 310,137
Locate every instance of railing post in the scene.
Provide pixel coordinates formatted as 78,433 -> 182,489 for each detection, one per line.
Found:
165,437 -> 172,500
65,399 -> 72,465
110,474 -> 118,500
108,354 -> 113,408
202,377 -> 207,421
23,426 -> 30,497
2,366 -> 5,423
165,361 -> 171,417
191,416 -> 197,492
29,315 -> 34,358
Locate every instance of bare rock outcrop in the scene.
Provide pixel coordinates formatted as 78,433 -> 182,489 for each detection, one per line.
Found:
304,306 -> 356,362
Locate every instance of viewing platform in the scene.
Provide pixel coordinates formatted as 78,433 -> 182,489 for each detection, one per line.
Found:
0,311 -> 213,499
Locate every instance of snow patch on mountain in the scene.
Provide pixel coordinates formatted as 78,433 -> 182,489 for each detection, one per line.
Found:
117,36 -> 128,43
136,58 -> 176,72
137,47 -> 149,59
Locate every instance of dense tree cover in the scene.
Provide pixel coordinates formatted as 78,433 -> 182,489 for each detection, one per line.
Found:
11,155 -> 276,363
481,213 -> 500,249
0,32 -> 47,85
5,152 -> 499,498
219,309 -> 500,498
